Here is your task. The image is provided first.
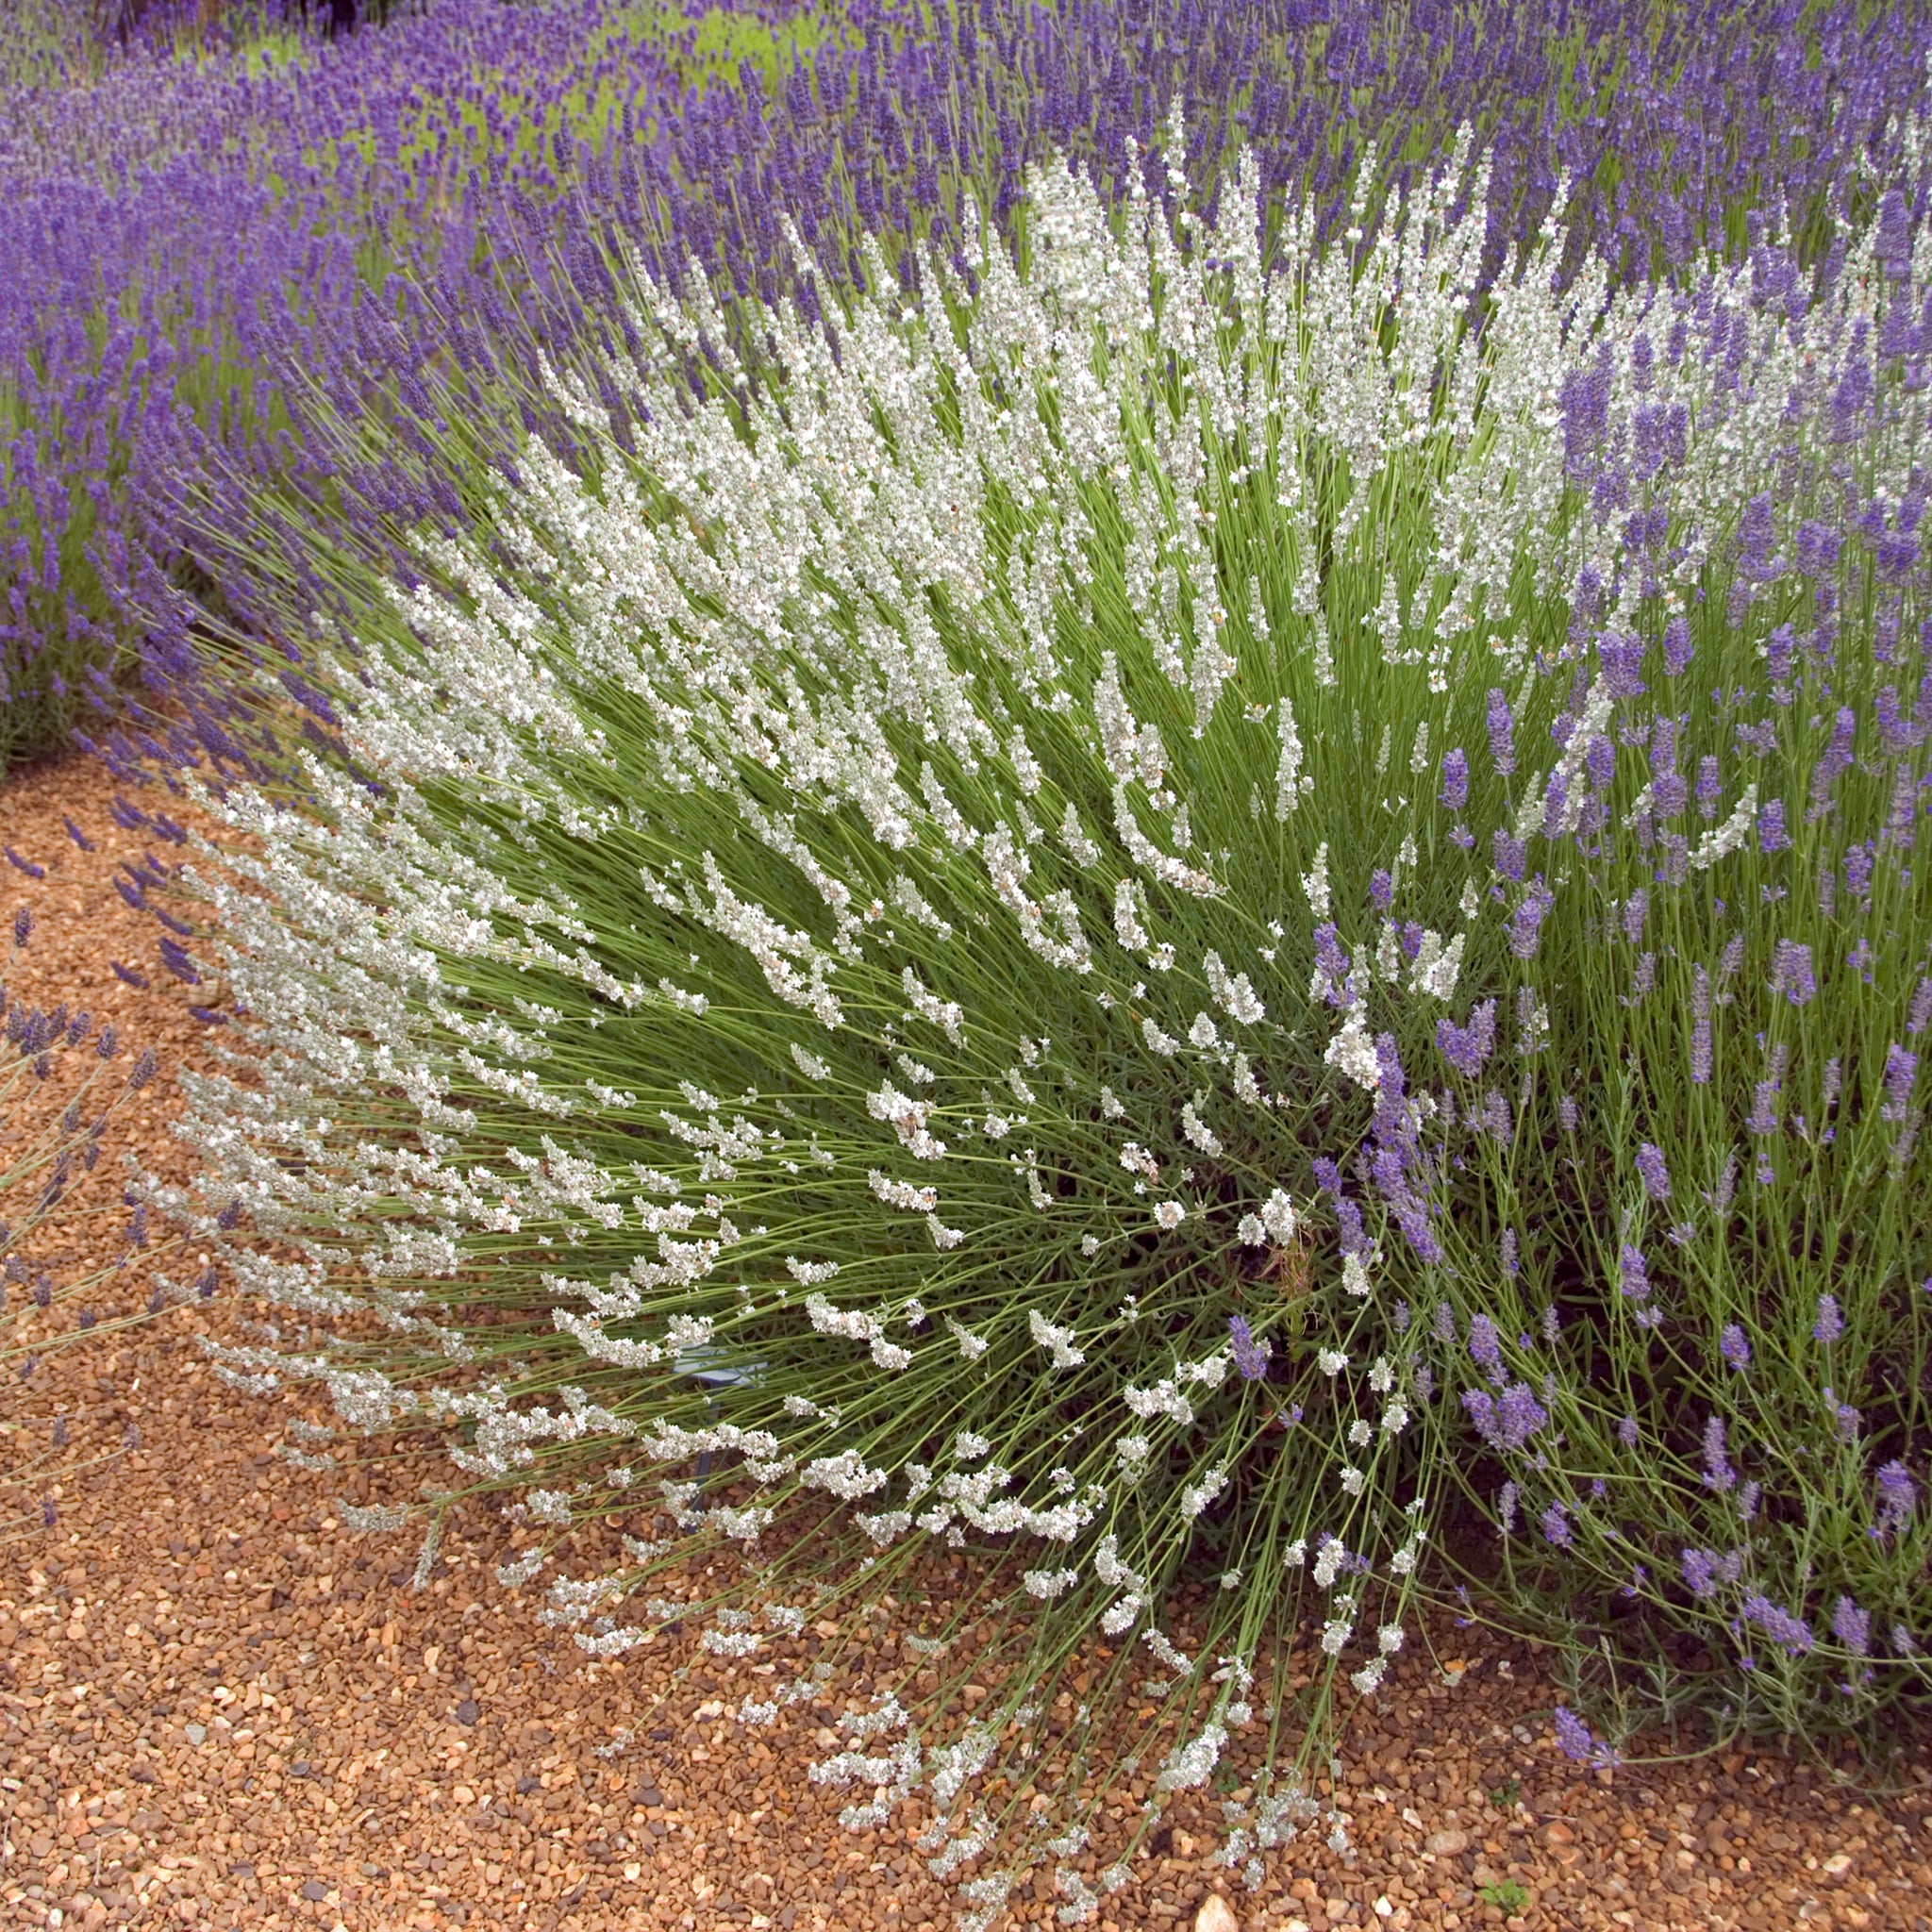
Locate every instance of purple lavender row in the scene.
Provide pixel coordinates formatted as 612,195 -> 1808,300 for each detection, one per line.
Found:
8,0 -> 1932,772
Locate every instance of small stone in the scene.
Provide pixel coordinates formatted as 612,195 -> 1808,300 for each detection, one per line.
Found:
1194,1895 -> 1241,1932
183,1723 -> 207,1746
454,1699 -> 479,1725
300,1879 -> 328,1901
1425,1827 -> 1470,1857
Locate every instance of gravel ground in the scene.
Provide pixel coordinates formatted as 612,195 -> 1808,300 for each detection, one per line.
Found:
4,749 -> 1932,1932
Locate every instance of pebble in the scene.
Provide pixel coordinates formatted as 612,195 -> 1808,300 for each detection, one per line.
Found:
1194,1893 -> 1241,1932
1425,1826 -> 1471,1856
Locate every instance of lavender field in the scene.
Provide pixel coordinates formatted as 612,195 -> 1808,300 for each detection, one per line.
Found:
7,0 -> 1932,1921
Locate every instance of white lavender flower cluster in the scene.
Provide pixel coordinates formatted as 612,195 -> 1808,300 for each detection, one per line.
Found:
151,102 -> 1932,1915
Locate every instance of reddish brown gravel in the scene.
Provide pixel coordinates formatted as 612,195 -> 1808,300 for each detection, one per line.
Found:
4,749 -> 1932,1932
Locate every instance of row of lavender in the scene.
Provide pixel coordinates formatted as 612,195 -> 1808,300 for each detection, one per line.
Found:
8,0 -> 1932,774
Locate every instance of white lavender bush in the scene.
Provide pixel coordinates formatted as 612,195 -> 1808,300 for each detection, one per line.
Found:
145,117 -> 1930,1915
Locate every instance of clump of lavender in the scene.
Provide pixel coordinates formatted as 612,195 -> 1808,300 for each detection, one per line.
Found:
150,110 -> 1932,1910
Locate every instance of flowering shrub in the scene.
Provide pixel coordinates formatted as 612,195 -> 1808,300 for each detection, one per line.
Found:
145,103 -> 1932,1911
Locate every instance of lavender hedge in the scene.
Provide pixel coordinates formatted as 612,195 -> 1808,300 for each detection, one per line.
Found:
8,0 -> 1932,777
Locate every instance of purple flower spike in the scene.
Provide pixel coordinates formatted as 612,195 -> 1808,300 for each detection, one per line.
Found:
1881,1044 -> 1920,1123
1662,616 -> 1693,678
4,848 -> 45,881
1228,1314 -> 1271,1381
1635,1142 -> 1671,1203
1702,1414 -> 1737,1493
1757,798 -> 1790,853
1468,1313 -> 1505,1384
1719,1324 -> 1752,1373
1813,1293 -> 1843,1344
1369,868 -> 1393,911
1741,1593 -> 1813,1657
1541,1501 -> 1573,1548
1617,1415 -> 1640,1451
1909,977 -> 1932,1037
1436,999 -> 1497,1079
1508,883 -> 1554,960
1681,1547 -> 1719,1598
1772,938 -> 1816,1006
1486,689 -> 1516,777
1832,1597 -> 1871,1657
1553,1707 -> 1619,1770
1618,1244 -> 1651,1302
1874,1460 -> 1917,1538
1440,748 -> 1469,812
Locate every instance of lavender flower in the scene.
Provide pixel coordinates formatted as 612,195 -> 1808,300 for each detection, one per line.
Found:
1702,1414 -> 1737,1492
1740,1594 -> 1813,1657
1757,798 -> 1790,853
1771,939 -> 1816,1006
1618,1244 -> 1651,1302
1541,1501 -> 1573,1548
1662,616 -> 1693,678
1228,1314 -> 1271,1381
1831,1596 -> 1871,1656
1719,1324 -> 1752,1372
1436,999 -> 1497,1078
1635,1142 -> 1671,1203
1681,1547 -> 1720,1598
1439,748 -> 1469,812
1508,883 -> 1554,960
1873,1460 -> 1917,1537
1812,1293 -> 1843,1344
1468,1313 -> 1506,1384
1553,1707 -> 1620,1770
1617,1415 -> 1640,1452
1695,757 -> 1722,819
1881,1043 -> 1919,1123
1462,1381 -> 1549,1452
1690,965 -> 1714,1086
1910,976 -> 1932,1036
1486,688 -> 1515,776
